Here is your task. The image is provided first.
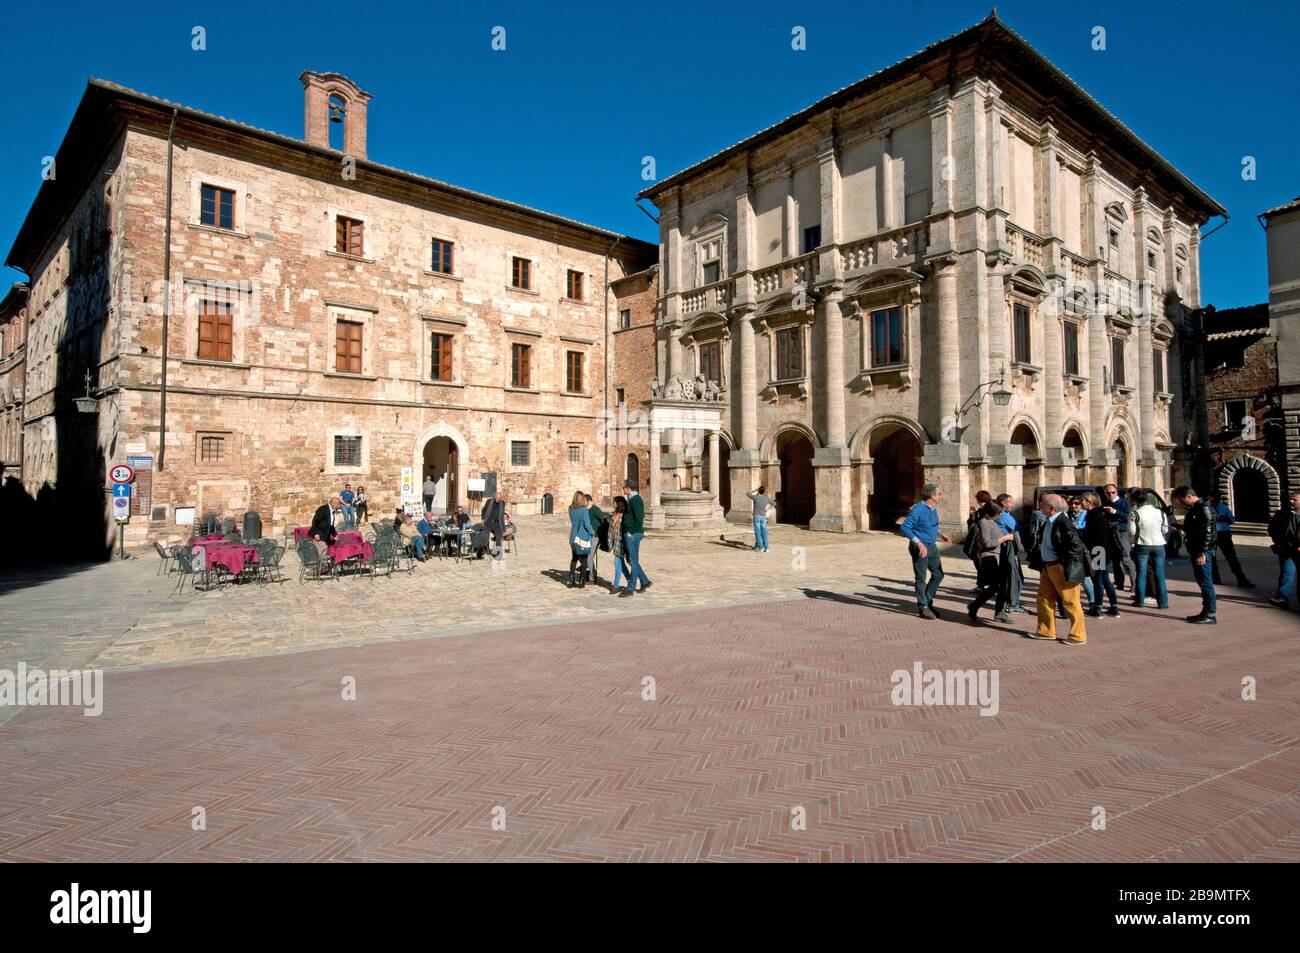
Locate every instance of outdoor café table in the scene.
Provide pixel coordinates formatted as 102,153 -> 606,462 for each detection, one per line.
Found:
336,530 -> 364,546
193,540 -> 259,577
292,526 -> 313,543
187,533 -> 224,546
328,538 -> 373,571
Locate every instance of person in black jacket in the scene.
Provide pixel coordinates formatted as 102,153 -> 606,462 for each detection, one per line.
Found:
1101,484 -> 1137,590
1081,492 -> 1121,617
310,497 -> 341,547
1268,490 -> 1300,610
1173,486 -> 1218,624
1025,493 -> 1089,645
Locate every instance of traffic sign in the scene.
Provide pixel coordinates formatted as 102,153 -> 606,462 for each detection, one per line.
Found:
110,464 -> 135,484
112,483 -> 131,522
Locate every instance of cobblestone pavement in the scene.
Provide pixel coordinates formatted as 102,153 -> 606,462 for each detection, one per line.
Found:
1,524 -> 1295,861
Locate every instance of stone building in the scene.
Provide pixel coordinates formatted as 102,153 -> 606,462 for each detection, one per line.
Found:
1262,196 -> 1300,497
607,265 -> 659,499
0,283 -> 28,481
1202,304 -> 1285,522
5,72 -> 654,552
637,14 -> 1223,535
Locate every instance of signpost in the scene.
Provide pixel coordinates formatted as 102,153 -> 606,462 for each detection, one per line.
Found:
110,464 -> 134,560
400,466 -> 416,504
110,464 -> 134,484
127,454 -> 153,518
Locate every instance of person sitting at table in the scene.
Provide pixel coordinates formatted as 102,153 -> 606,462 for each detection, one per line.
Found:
417,510 -> 439,555
446,505 -> 470,530
339,484 -> 357,530
394,508 -> 426,561
310,496 -> 341,557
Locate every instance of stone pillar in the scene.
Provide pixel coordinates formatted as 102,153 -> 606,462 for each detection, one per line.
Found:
922,441 -> 970,540
809,286 -> 855,533
647,426 -> 663,529
933,255 -> 960,441
707,429 -> 720,503
726,310 -> 761,524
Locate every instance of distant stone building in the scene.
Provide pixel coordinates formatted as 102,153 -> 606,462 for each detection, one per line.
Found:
608,266 -> 659,500
638,13 -> 1223,534
5,73 -> 653,553
0,283 -> 27,481
1262,196 -> 1300,497
1202,304 -> 1284,521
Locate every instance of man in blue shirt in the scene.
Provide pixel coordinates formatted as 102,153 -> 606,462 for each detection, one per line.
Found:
1101,484 -> 1136,590
339,483 -> 357,530
900,483 -> 952,619
1205,491 -> 1254,588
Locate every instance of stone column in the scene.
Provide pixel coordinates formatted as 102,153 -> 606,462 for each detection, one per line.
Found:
646,425 -> 664,529
933,255 -> 960,440
809,286 -> 855,533
726,309 -> 760,523
707,429 -> 721,515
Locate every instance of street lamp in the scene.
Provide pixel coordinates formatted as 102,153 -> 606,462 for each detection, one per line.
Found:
73,370 -> 99,414
949,364 -> 1012,440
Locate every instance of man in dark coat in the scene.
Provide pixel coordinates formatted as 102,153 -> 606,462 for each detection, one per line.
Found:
481,490 -> 508,558
1174,486 -> 1219,624
1268,490 -> 1300,610
1025,493 -> 1089,645
310,496 -> 341,554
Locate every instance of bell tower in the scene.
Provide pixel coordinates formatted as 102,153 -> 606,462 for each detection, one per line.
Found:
299,71 -> 372,159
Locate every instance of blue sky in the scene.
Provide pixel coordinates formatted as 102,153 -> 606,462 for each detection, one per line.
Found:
2,0 -> 1296,306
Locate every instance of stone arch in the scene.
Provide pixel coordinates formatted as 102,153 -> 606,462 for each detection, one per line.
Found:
1217,454 -> 1281,522
849,413 -> 929,463
413,420 -> 470,512
758,420 -> 821,465
1062,421 -> 1088,460
1007,415 -> 1043,457
1105,414 -> 1136,486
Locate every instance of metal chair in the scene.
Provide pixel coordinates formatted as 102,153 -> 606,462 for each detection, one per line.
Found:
155,541 -> 175,575
255,542 -> 284,584
174,548 -> 221,593
297,539 -> 334,583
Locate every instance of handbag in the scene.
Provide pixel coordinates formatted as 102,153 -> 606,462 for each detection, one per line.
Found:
572,535 -> 591,550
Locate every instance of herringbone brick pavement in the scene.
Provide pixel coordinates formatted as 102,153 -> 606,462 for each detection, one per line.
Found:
0,580 -> 1296,862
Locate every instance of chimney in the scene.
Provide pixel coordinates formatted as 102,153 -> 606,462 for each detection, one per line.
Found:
299,71 -> 372,160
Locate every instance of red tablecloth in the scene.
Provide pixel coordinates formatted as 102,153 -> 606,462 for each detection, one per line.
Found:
336,530 -> 364,546
187,533 -> 225,546
293,526 -> 312,542
328,540 -> 372,565
193,541 -> 259,575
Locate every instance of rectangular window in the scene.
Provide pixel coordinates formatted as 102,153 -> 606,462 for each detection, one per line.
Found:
1147,251 -> 1157,269
1111,337 -> 1126,387
1013,303 -> 1032,364
616,387 -> 625,405
775,326 -> 803,381
566,270 -> 584,300
1175,266 -> 1184,286
511,342 -> 532,388
200,185 -> 235,230
870,307 -> 903,368
431,239 -> 454,274
199,434 -> 225,463
335,319 -> 363,374
336,216 -> 364,256
803,225 -> 821,255
567,443 -> 582,464
430,332 -> 453,381
511,256 -> 532,290
197,299 -> 233,362
702,260 -> 720,285
619,308 -> 631,330
699,341 -> 722,385
565,350 -> 584,393
1224,399 -> 1248,432
1153,348 -> 1165,392
510,440 -> 531,467
1063,322 -> 1080,377
333,435 -> 362,468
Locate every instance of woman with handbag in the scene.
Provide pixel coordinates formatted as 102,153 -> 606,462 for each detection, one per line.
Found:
967,501 -> 1015,623
567,490 -> 595,588
608,496 -> 631,593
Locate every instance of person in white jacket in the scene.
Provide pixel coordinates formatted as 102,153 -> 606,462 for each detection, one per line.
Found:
1128,490 -> 1169,609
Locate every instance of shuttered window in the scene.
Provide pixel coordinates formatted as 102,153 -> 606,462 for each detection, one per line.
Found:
511,343 -> 531,388
511,257 -> 532,290
775,327 -> 803,381
335,320 -> 363,374
197,299 -> 233,362
336,216 -> 364,256
566,350 -> 584,393
430,332 -> 453,381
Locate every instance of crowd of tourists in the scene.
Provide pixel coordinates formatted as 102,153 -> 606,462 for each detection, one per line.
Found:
566,478 -> 652,597
307,488 -> 513,563
901,481 -> 1300,645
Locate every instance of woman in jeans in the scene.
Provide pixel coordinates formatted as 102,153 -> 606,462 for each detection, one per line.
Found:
967,501 -> 1015,623
353,486 -> 368,528
1081,491 -> 1120,617
1127,489 -> 1169,609
608,496 -> 631,593
567,490 -> 595,588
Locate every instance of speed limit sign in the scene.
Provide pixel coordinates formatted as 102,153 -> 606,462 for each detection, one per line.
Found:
110,464 -> 135,484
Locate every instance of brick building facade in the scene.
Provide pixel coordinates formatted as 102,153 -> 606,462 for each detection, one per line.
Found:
5,73 -> 654,554
638,14 -> 1222,535
607,266 -> 659,500
0,283 -> 27,482
1203,304 -> 1286,521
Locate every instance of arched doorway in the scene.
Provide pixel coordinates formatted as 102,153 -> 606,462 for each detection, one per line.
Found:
1112,437 -> 1131,487
1011,423 -> 1042,499
700,437 -> 732,514
868,425 -> 924,530
422,436 -> 458,513
625,452 -> 640,488
1230,466 -> 1270,522
776,430 -> 816,525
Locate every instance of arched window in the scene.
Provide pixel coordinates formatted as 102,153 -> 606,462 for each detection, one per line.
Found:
625,452 -> 640,487
328,94 -> 347,151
